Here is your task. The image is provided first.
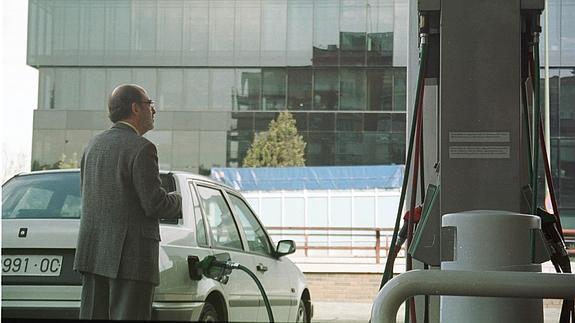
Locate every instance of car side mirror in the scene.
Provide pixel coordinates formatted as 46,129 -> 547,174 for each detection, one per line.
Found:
275,240 -> 296,257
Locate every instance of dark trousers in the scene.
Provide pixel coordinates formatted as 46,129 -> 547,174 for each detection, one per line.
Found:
79,272 -> 155,320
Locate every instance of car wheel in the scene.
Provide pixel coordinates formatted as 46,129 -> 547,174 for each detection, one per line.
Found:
199,302 -> 220,322
295,299 -> 307,323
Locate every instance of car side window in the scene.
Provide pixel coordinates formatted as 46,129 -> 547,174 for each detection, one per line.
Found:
189,182 -> 208,246
228,194 -> 273,256
196,185 -> 243,251
160,174 -> 179,225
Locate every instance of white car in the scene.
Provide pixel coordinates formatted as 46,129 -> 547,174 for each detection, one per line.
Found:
2,169 -> 312,322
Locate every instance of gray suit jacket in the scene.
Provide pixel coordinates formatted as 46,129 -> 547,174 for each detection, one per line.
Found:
74,123 -> 182,285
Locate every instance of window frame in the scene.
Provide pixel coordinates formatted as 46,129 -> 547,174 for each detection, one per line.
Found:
223,190 -> 276,258
193,181 -> 246,252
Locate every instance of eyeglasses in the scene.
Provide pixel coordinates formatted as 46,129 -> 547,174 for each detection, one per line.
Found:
139,100 -> 155,108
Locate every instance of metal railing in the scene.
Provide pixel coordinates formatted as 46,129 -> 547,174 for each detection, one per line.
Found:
371,270 -> 575,323
267,226 -> 575,261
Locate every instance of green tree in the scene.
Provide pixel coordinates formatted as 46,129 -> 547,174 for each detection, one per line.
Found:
243,111 -> 306,167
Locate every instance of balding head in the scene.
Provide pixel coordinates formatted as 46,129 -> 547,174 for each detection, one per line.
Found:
108,84 -> 147,123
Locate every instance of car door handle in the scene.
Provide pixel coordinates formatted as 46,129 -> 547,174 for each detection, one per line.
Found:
256,263 -> 268,272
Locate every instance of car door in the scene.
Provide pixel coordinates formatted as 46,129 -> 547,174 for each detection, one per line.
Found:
194,183 -> 261,322
225,192 -> 297,323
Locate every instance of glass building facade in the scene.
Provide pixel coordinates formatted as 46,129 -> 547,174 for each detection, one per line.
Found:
541,0 -> 575,223
28,0 -> 409,172
27,0 -> 575,223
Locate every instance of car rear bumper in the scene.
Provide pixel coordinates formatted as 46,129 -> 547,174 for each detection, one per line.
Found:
2,300 -> 204,321
2,300 -> 80,319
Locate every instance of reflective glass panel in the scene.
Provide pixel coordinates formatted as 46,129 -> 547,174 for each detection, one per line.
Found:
560,70 -> 575,138
291,112 -> 308,132
262,69 -> 286,111
235,1 -> 261,65
364,132 -> 394,164
80,69 -> 106,110
336,132 -> 363,165
228,130 -> 253,167
393,0 -> 408,66
314,0 -> 340,66
261,0 -> 287,65
391,132 -> 406,163
236,69 -> 261,111
158,69 -> 184,110
364,113 -> 392,131
255,112 -> 277,131
157,0 -> 183,64
391,113 -> 406,133
288,69 -> 312,110
209,1 -> 235,64
211,69 -> 235,111
105,0 -> 130,58
314,69 -> 339,110
393,68 -> 407,111
52,0 -> 80,59
55,69 -> 80,109
78,2 -> 106,61
184,69 -> 209,111
306,132 -> 335,165
340,69 -> 366,110
558,139 -> 575,218
287,0 -> 314,66
367,69 -> 393,111
340,1 -> 367,66
337,113 -> 363,131
131,1 -> 155,57
183,0 -> 209,65
561,3 -> 575,66
367,0 -> 394,66
309,113 -> 335,131
546,69 -> 560,137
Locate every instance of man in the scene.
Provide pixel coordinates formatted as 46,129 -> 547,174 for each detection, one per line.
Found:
74,84 -> 182,320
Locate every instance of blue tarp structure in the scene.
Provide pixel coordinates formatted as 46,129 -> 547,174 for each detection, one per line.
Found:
210,165 -> 404,191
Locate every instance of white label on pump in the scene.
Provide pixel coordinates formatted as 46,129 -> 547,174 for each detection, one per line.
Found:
449,132 -> 510,143
449,146 -> 510,159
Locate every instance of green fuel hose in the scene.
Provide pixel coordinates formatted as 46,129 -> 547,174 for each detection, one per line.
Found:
199,256 -> 275,323
236,264 -> 274,323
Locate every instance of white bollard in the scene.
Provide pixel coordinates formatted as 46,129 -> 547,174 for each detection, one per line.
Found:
440,210 -> 544,323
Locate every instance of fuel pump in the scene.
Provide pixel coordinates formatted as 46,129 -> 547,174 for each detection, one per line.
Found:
377,0 -> 574,322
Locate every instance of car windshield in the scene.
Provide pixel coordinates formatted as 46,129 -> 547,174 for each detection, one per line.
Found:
2,172 -> 81,219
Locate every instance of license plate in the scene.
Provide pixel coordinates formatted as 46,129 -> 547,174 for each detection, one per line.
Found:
2,255 -> 63,276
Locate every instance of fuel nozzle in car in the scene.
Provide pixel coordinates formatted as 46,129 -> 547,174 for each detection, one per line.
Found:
198,253 -> 236,284
190,253 -> 275,323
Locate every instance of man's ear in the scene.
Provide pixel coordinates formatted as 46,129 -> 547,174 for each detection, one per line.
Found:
131,102 -> 140,116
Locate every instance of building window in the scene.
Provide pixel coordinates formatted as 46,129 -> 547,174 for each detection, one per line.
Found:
340,69 -> 366,110
314,69 -> 339,110
288,69 -> 312,110
262,69 -> 286,111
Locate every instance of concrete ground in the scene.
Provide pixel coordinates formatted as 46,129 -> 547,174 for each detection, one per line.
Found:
312,301 -> 563,323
